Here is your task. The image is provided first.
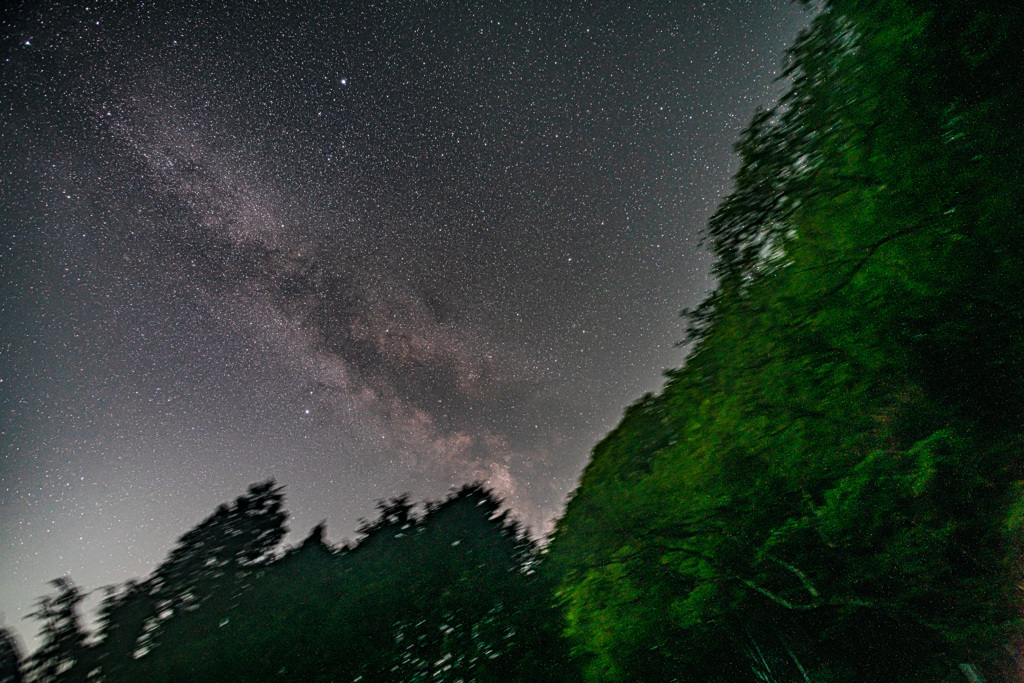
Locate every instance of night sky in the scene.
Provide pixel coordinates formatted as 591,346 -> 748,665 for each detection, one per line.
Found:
0,0 -> 806,645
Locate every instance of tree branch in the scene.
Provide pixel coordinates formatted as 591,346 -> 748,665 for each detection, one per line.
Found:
821,223 -> 922,298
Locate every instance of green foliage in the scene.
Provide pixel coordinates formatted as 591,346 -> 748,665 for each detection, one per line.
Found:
548,1 -> 1024,680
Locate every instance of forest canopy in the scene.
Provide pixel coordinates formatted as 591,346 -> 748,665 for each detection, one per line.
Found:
548,0 -> 1024,681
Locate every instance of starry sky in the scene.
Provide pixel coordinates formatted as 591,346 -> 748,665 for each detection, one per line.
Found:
0,0 -> 807,646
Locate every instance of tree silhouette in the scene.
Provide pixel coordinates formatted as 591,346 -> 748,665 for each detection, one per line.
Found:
24,578 -> 87,683
90,481 -> 287,681
0,626 -> 24,683
28,480 -> 578,682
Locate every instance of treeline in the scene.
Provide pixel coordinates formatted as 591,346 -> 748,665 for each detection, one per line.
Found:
9,482 -> 574,683
11,0 -> 1024,680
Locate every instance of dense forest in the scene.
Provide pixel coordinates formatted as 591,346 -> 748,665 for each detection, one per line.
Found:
549,0 -> 1024,680
7,0 -> 1024,680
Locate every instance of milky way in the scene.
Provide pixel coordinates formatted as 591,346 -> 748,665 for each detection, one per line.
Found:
0,0 -> 807,645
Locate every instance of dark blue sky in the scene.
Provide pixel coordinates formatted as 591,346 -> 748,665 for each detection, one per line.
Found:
0,0 -> 807,647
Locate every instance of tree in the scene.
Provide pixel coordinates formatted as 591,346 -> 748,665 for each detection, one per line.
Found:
24,579 -> 88,683
151,479 -> 287,609
548,1 -> 1024,680
92,481 -> 287,681
0,627 -> 24,683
